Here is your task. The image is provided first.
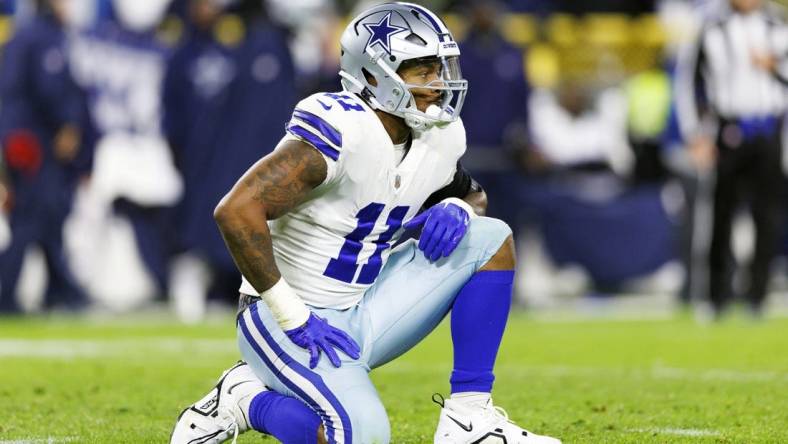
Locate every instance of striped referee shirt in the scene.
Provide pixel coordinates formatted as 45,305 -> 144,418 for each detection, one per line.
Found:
676,2 -> 788,139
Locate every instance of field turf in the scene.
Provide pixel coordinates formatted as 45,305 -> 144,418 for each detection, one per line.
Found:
0,312 -> 786,443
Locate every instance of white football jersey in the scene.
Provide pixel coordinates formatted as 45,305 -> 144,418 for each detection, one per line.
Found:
240,92 -> 466,309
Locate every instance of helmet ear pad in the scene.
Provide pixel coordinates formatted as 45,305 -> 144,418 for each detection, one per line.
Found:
356,59 -> 441,130
355,55 -> 412,115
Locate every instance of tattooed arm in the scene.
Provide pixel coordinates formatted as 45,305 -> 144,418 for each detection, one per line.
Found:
218,139 -> 361,367
213,139 -> 327,294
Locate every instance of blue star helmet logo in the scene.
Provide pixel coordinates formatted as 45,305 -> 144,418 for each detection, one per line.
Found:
363,12 -> 408,55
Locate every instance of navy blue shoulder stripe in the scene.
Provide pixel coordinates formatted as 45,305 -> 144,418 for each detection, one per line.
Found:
292,108 -> 343,148
287,123 -> 340,161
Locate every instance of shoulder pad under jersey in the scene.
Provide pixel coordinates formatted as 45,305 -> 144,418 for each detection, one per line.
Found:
286,92 -> 369,162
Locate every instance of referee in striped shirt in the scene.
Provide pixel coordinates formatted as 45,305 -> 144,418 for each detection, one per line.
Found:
677,0 -> 788,317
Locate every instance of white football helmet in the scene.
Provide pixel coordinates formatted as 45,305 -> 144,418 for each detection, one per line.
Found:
339,2 -> 468,130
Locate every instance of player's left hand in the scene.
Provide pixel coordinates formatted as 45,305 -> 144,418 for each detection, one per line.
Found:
404,200 -> 470,262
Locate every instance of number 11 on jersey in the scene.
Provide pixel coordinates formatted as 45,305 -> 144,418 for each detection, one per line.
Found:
323,203 -> 409,284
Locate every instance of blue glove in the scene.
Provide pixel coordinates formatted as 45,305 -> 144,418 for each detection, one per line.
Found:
285,312 -> 361,369
403,201 -> 470,262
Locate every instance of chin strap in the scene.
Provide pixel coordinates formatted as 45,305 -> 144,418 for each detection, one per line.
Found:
341,71 -> 447,131
405,113 -> 430,130
404,105 -> 450,130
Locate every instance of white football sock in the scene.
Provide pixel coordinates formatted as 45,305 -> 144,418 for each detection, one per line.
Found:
450,391 -> 491,409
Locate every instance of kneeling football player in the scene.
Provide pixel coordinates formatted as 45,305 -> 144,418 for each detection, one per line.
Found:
171,3 -> 561,443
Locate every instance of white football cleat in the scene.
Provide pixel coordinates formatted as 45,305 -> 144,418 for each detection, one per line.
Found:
170,361 -> 266,444
433,394 -> 561,444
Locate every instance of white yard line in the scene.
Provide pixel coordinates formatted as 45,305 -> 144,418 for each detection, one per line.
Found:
4,340 -> 786,383
0,437 -> 78,444
378,362 -> 788,383
524,364 -> 788,383
629,427 -> 722,437
0,338 -> 236,358
652,365 -> 783,383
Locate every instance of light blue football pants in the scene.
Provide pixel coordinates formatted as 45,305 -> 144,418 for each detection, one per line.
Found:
237,217 -> 512,444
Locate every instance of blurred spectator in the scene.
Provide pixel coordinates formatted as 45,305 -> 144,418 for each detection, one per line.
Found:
657,1 -> 717,307
65,0 -> 181,310
554,0 -> 656,15
164,0 -> 296,322
0,0 -> 90,313
0,165 -> 10,252
529,80 -> 631,175
525,81 -> 676,291
506,0 -> 554,15
676,0 -> 788,317
625,69 -> 673,184
626,67 -> 707,306
458,0 -> 529,229
268,0 -> 340,94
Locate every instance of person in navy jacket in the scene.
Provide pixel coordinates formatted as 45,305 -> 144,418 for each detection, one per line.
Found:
0,0 -> 90,313
164,0 -> 297,321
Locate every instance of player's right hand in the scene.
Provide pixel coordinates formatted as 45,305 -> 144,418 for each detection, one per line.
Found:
285,312 -> 361,369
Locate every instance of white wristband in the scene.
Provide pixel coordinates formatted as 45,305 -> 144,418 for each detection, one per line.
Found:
441,197 -> 477,219
259,278 -> 311,330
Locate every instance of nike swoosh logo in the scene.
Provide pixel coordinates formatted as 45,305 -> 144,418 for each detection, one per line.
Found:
227,380 -> 250,395
316,99 -> 333,110
446,413 -> 473,432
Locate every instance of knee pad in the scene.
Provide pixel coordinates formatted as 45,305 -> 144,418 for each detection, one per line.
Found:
461,217 -> 512,256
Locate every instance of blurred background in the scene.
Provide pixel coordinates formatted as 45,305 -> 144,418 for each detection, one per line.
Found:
2,0 -> 788,323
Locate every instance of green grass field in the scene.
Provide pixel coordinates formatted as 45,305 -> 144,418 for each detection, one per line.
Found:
1,312 -> 787,443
